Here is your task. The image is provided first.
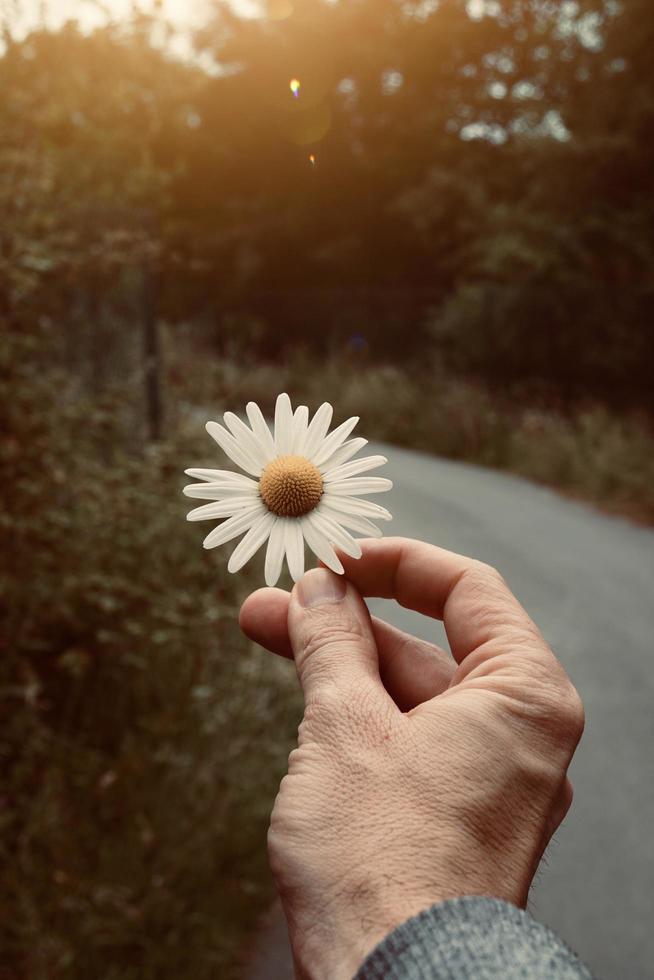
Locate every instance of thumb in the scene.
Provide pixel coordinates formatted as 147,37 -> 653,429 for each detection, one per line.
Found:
288,567 -> 387,709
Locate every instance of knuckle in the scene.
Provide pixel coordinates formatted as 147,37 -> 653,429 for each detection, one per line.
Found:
299,617 -> 367,664
462,561 -> 511,611
529,678 -> 585,750
304,681 -> 382,747
463,561 -> 545,648
267,816 -> 290,876
268,773 -> 297,840
469,559 -> 505,589
562,777 -> 574,809
556,683 -> 586,742
303,685 -> 341,720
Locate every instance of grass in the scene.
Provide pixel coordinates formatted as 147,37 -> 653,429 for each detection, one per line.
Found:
171,346 -> 654,526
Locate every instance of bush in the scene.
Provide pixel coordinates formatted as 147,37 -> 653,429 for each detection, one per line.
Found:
508,406 -> 654,521
1,332 -> 301,979
170,343 -> 654,524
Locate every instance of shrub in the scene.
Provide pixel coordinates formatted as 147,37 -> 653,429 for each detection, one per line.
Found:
170,344 -> 654,524
1,331 -> 301,979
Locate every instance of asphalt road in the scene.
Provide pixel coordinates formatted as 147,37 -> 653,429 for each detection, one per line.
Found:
245,443 -> 654,980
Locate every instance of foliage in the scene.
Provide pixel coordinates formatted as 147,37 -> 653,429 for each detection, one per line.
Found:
171,345 -> 654,524
1,2 -> 653,407
2,3 -> 654,975
0,330 -> 302,979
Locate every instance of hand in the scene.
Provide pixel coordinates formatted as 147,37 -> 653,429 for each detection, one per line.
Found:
239,537 -> 585,980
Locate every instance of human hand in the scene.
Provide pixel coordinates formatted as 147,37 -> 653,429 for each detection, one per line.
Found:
239,537 -> 585,980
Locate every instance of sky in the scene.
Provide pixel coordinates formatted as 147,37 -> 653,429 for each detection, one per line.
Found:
0,0 -> 269,56
3,0 -> 213,34
0,0 -> 240,62
3,0 -> 604,50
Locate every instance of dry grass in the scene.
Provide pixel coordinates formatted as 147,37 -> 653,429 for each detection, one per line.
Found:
172,349 -> 654,525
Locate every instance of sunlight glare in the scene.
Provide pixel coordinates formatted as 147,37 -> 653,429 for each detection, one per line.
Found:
7,0 -> 215,36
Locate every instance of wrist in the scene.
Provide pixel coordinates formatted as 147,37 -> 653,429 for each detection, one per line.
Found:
289,882 -> 444,980
290,856 -> 534,980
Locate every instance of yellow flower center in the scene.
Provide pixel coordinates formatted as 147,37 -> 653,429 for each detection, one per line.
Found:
259,454 -> 323,517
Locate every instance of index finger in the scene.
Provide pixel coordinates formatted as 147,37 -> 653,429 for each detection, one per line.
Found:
337,537 -> 550,667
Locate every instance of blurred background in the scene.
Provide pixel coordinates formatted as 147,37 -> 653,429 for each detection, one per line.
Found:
2,0 -> 653,977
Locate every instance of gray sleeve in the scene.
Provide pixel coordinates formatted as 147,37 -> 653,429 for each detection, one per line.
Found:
353,896 -> 595,980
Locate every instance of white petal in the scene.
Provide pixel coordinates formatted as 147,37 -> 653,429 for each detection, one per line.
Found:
308,512 -> 361,559
317,437 -> 368,473
223,412 -> 268,471
324,477 -> 393,496
183,481 -> 259,500
187,498 -> 258,521
228,511 -> 276,573
264,518 -> 285,587
246,402 -> 276,463
284,518 -> 305,582
317,502 -> 383,538
202,504 -> 264,549
274,393 -> 294,456
323,455 -> 388,482
322,495 -> 393,521
301,516 -> 344,574
291,405 -> 309,456
312,416 -> 360,468
303,402 -> 333,460
206,421 -> 262,477
185,468 -> 253,483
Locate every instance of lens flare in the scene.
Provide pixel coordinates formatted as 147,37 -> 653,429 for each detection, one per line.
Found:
289,78 -> 301,98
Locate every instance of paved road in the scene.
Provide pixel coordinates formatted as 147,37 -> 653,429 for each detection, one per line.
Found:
245,443 -> 654,980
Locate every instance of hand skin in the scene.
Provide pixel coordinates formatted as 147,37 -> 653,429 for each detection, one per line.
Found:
239,537 -> 585,980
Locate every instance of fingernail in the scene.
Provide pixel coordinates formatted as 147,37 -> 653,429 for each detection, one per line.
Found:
297,568 -> 347,608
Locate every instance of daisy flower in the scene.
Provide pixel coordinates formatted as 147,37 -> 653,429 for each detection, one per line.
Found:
183,393 -> 393,586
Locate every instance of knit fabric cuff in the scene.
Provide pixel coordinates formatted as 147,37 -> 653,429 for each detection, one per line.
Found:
354,896 -> 594,980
